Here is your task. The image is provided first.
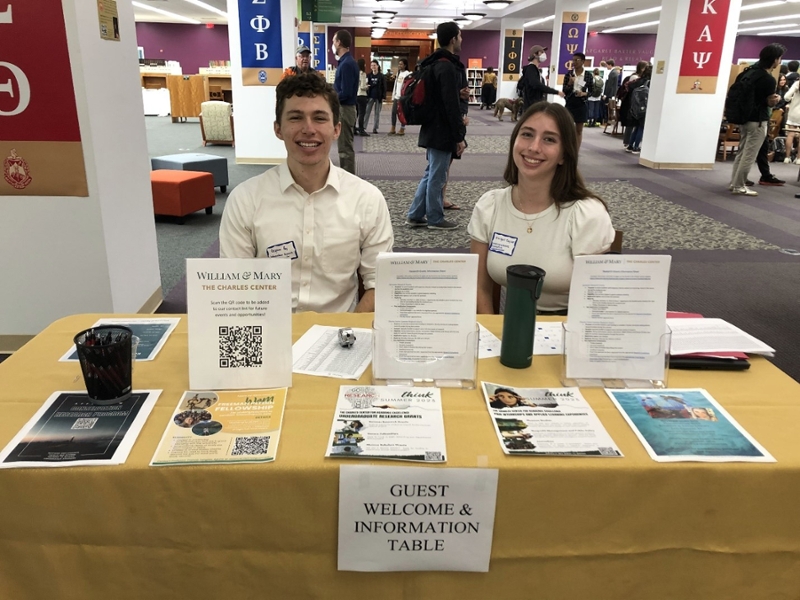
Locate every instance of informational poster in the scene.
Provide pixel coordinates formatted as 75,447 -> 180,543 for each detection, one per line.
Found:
186,258 -> 292,390
338,465 -> 499,572
481,382 -> 622,457
151,389 -> 287,466
677,0 -> 731,94
501,29 -> 523,82
238,0 -> 284,86
0,390 -> 160,468
606,388 -> 775,462
0,0 -> 88,196
566,255 -> 671,381
325,386 -> 447,463
97,0 -> 120,42
59,317 -> 180,362
558,11 -> 587,84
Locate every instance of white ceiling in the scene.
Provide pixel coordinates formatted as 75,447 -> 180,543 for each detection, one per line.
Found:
131,0 -> 800,36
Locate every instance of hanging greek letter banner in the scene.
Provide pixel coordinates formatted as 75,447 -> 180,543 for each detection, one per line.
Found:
502,29 -> 523,83
558,12 -> 587,85
0,0 -> 88,196
313,25 -> 327,72
240,0 -> 284,86
677,0 -> 731,94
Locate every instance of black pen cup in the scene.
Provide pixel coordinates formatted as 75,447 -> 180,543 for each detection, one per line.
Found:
74,326 -> 134,405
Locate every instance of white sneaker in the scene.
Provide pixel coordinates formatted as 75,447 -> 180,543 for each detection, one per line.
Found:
784,157 -> 792,164
795,158 -> 800,165
732,186 -> 758,196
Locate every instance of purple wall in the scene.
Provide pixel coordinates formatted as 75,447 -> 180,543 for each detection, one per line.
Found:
135,23 -> 230,74
734,36 -> 800,62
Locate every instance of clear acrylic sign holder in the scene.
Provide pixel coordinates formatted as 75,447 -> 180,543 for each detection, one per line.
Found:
560,323 -> 672,389
371,323 -> 479,389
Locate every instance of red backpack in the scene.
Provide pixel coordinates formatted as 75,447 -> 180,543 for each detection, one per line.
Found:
397,58 -> 448,126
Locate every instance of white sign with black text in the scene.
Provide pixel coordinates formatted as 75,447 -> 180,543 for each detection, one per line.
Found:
338,465 -> 499,572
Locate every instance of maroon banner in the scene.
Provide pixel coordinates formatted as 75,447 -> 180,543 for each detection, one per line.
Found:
0,0 -> 88,195
678,0 -> 731,94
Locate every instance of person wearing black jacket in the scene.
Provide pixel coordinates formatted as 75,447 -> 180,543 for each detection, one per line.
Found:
729,43 -> 786,196
562,52 -> 595,149
406,22 -> 466,230
364,60 -> 386,134
519,45 -> 564,110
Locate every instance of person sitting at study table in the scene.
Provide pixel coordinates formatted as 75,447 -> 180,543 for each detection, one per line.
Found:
467,102 -> 615,314
219,73 -> 394,313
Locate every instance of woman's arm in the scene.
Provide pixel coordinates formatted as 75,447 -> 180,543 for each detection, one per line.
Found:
471,239 -> 496,314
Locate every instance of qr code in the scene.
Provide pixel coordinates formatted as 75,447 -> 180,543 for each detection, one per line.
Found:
232,436 -> 270,456
72,418 -> 98,430
424,451 -> 443,462
598,446 -> 618,456
219,325 -> 263,368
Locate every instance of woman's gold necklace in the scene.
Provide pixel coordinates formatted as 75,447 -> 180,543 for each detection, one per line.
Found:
513,187 -> 548,234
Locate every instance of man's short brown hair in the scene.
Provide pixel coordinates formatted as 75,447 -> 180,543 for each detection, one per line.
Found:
334,30 -> 351,49
275,72 -> 340,125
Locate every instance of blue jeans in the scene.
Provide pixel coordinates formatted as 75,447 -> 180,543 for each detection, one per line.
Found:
408,148 -> 450,225
364,98 -> 382,132
628,118 -> 644,150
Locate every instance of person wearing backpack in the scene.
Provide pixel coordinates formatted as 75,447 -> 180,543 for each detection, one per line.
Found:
519,46 -> 564,110
625,64 -> 651,154
587,68 -> 604,127
727,43 -> 786,196
405,22 -> 466,230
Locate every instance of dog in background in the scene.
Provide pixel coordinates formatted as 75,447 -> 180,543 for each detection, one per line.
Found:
494,98 -> 523,122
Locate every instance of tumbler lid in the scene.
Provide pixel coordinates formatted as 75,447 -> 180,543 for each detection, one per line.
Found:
506,265 -> 546,298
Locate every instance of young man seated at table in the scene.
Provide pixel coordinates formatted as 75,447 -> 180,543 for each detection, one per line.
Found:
219,73 -> 394,313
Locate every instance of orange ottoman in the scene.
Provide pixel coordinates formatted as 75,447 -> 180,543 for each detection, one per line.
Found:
151,170 -> 216,220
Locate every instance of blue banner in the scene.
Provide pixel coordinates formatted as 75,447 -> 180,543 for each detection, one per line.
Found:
313,30 -> 326,71
239,0 -> 284,86
298,31 -> 311,51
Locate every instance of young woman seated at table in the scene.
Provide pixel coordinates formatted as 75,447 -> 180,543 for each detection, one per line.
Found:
467,102 -> 615,314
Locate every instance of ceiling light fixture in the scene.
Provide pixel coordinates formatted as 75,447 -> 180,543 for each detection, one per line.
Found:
483,0 -> 512,8
181,0 -> 228,18
373,9 -> 397,18
376,0 -> 404,5
602,20 -> 660,33
589,0 -> 620,8
132,1 -> 202,24
372,28 -> 386,38
588,6 -> 661,26
740,13 -> 800,24
462,12 -> 486,20
453,17 -> 470,23
740,1 -> 785,10
757,27 -> 800,34
524,15 -> 555,27
738,22 -> 798,32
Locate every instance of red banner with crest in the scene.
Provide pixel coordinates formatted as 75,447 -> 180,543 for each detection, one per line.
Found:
677,0 -> 731,94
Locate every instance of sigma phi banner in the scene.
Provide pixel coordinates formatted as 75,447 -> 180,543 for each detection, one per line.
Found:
677,0 -> 731,94
313,25 -> 327,71
0,0 -> 88,196
558,12 -> 587,84
239,0 -> 284,86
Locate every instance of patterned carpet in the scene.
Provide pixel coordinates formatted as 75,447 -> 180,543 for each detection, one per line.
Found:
364,134 -> 512,154
377,179 -> 779,251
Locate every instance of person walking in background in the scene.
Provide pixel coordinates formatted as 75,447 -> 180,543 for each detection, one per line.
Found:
332,30 -> 358,174
406,22 -> 466,230
728,43 -> 785,196
786,60 -> 799,88
481,67 -> 498,109
587,68 -> 604,128
364,60 -> 386,135
389,59 -> 411,136
519,46 -> 564,110
783,72 -> 800,164
562,52 -> 594,149
356,58 -> 370,136
602,60 -> 620,127
624,64 -> 651,154
617,61 -> 646,149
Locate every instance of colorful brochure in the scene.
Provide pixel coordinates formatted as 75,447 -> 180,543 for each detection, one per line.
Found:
325,386 -> 446,463
150,389 -> 287,466
481,382 -> 622,457
606,388 -> 775,462
0,390 -> 161,468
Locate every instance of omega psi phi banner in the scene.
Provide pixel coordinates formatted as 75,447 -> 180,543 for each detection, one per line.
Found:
239,0 -> 284,86
677,0 -> 731,94
0,0 -> 88,196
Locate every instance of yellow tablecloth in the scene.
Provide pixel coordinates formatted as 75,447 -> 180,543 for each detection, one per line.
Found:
1,313 -> 799,599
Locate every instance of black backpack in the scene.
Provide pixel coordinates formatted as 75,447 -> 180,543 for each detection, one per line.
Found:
398,58 -> 447,126
629,80 -> 650,120
725,67 -> 761,125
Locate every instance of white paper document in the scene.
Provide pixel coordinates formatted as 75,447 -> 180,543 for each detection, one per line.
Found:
478,323 -> 563,359
186,258 -> 293,390
566,255 -> 672,380
293,325 -> 373,379
667,318 -> 775,357
325,386 -> 447,463
373,253 -> 478,383
481,382 -> 622,456
338,465 -> 499,572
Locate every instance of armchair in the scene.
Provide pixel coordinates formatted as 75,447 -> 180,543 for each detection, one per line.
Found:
199,101 -> 235,147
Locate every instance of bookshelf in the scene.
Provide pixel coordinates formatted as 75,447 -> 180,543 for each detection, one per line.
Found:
467,67 -> 486,105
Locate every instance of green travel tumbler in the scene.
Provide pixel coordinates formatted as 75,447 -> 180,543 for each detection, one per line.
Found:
500,265 -> 546,369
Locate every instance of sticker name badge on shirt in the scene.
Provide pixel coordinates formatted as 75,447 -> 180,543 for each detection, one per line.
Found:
266,241 -> 299,260
489,232 -> 518,257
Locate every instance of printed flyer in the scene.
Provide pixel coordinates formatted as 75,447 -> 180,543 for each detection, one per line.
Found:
151,389 -> 287,466
0,390 -> 160,468
325,386 -> 446,463
59,317 -> 180,362
606,388 -> 775,462
481,382 -> 622,457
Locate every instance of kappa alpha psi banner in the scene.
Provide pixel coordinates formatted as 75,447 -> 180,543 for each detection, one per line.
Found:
677,0 -> 731,94
0,1 -> 88,196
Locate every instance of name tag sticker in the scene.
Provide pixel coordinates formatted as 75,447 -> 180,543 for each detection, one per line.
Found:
266,241 -> 298,260
489,232 -> 517,257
